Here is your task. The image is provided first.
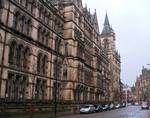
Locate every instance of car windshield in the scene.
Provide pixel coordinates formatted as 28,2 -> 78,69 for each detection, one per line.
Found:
83,106 -> 90,108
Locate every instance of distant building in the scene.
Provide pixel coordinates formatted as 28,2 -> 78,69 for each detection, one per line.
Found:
121,84 -> 132,103
135,67 -> 150,102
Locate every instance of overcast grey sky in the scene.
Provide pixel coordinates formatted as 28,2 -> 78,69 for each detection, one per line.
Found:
82,0 -> 150,86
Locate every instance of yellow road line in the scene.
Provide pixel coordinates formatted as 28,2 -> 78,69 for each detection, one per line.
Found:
145,111 -> 148,118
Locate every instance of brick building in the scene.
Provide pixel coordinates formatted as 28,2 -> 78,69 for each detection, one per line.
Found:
135,67 -> 150,102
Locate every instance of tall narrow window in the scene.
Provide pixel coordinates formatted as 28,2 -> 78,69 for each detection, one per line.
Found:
41,29 -> 45,43
7,73 -> 15,99
42,55 -> 48,74
45,32 -> 49,46
16,45 -> 23,67
63,63 -> 67,79
13,12 -> 20,30
20,16 -> 25,33
9,41 -> 17,65
20,77 -> 27,99
14,75 -> 21,100
37,53 -> 42,73
23,47 -> 30,69
42,80 -> 47,100
26,19 -> 32,36
35,78 -> 41,100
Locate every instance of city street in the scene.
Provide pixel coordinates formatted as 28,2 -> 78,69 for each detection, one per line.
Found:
59,106 -> 149,118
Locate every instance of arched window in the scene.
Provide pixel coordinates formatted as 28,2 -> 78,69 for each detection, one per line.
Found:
13,12 -> 20,30
9,41 -> 17,65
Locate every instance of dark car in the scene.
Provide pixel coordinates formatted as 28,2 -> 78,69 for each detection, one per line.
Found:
94,104 -> 103,112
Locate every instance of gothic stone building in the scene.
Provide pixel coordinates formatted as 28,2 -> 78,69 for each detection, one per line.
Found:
0,0 -> 120,110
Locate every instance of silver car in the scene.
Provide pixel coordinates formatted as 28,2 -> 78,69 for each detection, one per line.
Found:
141,101 -> 149,110
80,104 -> 96,113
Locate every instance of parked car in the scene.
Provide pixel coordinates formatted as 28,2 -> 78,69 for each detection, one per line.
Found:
115,104 -> 121,109
134,102 -> 139,106
109,103 -> 114,110
94,104 -> 103,112
102,104 -> 109,111
121,103 -> 126,107
141,101 -> 149,110
80,104 -> 96,113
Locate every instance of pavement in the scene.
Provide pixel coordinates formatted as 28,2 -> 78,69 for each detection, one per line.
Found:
59,106 -> 150,118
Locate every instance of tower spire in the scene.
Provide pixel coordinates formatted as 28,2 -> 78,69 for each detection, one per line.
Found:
104,13 -> 110,26
102,13 -> 114,34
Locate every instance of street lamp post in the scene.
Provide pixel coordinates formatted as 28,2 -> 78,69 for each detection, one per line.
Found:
54,36 -> 61,117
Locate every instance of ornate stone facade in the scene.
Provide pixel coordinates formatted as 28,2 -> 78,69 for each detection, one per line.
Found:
0,0 -> 120,106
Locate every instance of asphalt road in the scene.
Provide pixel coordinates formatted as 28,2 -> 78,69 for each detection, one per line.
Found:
1,105 -> 149,118
59,106 -> 150,118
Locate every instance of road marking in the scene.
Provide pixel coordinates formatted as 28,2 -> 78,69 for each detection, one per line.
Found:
145,111 -> 148,118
